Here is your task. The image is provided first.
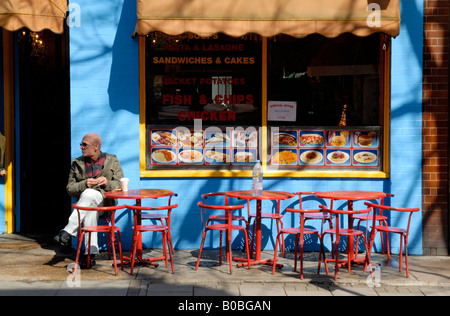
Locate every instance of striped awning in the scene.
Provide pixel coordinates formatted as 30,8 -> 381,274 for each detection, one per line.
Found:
0,0 -> 67,34
135,0 -> 400,38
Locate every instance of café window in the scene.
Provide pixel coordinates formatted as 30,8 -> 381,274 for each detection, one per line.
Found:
266,33 -> 386,173
145,33 -> 262,171
142,32 -> 390,177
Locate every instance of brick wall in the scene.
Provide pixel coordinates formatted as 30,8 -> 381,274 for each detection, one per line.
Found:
422,0 -> 449,255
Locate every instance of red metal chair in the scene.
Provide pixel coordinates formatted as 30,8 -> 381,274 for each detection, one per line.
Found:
72,204 -> 126,276
140,192 -> 177,227
364,202 -> 420,277
294,192 -> 334,234
196,201 -> 251,274
272,206 -> 321,279
139,193 -> 177,262
292,191 -> 335,257
318,205 -> 373,280
202,192 -> 249,261
126,204 -> 178,275
354,193 -> 394,255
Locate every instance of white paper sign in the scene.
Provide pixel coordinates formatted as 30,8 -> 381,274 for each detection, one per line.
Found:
268,101 -> 297,122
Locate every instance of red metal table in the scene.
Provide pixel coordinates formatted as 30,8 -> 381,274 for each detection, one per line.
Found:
314,190 -> 386,263
104,189 -> 176,267
226,190 -> 294,267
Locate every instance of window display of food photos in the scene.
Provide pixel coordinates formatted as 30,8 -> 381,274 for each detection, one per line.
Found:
270,129 -> 380,168
149,128 -> 258,167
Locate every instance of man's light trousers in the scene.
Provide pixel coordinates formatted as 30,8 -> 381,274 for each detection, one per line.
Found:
64,189 -> 104,254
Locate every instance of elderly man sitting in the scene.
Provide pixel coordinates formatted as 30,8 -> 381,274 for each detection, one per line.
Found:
54,133 -> 124,268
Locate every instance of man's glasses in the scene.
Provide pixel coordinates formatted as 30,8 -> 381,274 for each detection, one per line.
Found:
80,142 -> 92,147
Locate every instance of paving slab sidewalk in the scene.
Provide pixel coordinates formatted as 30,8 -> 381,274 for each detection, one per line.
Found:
0,233 -> 449,296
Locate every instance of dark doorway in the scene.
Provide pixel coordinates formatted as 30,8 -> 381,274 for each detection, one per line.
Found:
17,28 -> 71,233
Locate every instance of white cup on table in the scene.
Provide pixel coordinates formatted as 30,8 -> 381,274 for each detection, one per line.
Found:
120,178 -> 129,191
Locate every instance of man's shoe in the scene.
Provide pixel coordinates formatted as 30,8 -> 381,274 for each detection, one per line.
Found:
79,254 -> 96,269
53,230 -> 71,247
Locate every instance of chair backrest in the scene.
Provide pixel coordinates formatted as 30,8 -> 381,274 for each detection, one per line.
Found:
125,204 -> 178,227
197,201 -> 245,229
294,191 -> 336,210
285,206 -> 324,229
71,204 -> 126,234
200,192 -> 230,227
319,205 -> 371,232
293,191 -> 323,210
376,192 -> 394,216
125,204 -> 178,212
144,192 -> 178,206
202,192 -> 226,198
201,192 -> 229,205
287,192 -> 321,228
364,202 -> 419,234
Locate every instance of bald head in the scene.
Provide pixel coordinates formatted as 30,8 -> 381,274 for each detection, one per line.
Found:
80,133 -> 102,161
84,133 -> 102,149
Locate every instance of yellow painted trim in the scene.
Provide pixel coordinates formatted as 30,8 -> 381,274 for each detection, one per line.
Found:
264,170 -> 389,179
3,30 -> 15,233
382,36 -> 391,177
140,169 -> 388,178
261,37 -> 268,167
139,36 -> 147,173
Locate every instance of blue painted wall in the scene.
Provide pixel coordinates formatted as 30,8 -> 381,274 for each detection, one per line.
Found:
67,0 -> 423,254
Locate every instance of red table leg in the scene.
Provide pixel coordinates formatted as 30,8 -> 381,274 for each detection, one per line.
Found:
347,200 -> 355,262
341,200 -> 368,267
255,200 -> 262,260
123,198 -> 158,267
235,200 -> 283,268
136,199 -> 143,260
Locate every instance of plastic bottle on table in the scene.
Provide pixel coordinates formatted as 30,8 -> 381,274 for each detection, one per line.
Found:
252,160 -> 263,197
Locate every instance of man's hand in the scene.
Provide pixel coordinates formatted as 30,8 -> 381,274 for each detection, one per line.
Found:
96,176 -> 108,187
86,178 -> 97,188
86,176 -> 108,188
